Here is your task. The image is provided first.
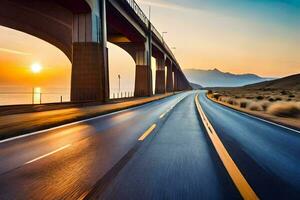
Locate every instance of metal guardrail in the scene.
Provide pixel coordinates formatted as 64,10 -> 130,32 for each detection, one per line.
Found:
126,0 -> 148,25
124,0 -> 177,63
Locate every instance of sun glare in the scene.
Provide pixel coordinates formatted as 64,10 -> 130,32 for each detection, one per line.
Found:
31,63 -> 42,73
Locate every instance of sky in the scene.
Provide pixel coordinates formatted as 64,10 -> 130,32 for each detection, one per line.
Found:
137,0 -> 300,77
0,0 -> 299,99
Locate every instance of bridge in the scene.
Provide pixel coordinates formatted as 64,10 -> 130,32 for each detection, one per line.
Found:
0,0 -> 192,102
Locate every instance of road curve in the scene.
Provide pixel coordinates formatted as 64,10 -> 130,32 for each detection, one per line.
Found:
198,91 -> 300,199
0,92 -> 190,200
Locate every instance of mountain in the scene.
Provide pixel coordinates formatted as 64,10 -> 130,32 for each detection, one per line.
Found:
183,68 -> 273,87
190,82 -> 203,90
244,73 -> 300,90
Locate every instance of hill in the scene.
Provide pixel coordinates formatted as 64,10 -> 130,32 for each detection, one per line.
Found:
244,74 -> 300,90
190,82 -> 203,90
183,68 -> 272,87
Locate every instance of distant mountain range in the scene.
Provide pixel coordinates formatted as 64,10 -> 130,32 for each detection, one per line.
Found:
244,73 -> 300,90
184,68 -> 273,87
189,82 -> 203,89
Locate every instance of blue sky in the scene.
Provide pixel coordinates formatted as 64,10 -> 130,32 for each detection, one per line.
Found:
137,0 -> 300,76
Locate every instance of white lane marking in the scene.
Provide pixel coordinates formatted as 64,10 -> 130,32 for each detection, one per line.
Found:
24,144 -> 72,165
159,112 -> 167,119
205,94 -> 300,134
159,97 -> 187,119
0,94 -> 186,144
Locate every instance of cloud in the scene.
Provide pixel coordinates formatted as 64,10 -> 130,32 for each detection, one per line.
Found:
136,0 -> 196,12
0,48 -> 31,56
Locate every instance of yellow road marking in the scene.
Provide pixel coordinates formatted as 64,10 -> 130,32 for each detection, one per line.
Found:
25,144 -> 72,165
195,94 -> 259,200
138,124 -> 157,141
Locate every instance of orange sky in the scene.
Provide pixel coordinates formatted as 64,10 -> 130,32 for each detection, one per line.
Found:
137,0 -> 300,77
0,0 -> 299,93
0,26 -> 71,89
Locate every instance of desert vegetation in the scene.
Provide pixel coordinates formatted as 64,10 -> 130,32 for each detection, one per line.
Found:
208,88 -> 300,118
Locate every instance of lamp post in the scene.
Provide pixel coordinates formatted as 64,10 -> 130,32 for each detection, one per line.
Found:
162,32 -> 168,42
171,47 -> 176,55
118,74 -> 121,94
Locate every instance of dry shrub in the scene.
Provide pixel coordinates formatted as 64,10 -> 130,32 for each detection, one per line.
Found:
256,96 -> 264,100
289,94 -> 295,98
219,96 -> 230,103
238,99 -> 251,109
268,98 -> 275,102
212,93 -> 222,100
249,102 -> 264,111
227,98 -> 235,105
260,101 -> 271,111
267,102 -> 300,118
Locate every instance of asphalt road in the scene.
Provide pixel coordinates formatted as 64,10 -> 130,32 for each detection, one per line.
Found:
198,91 -> 300,199
0,92 -> 191,199
1,90 -> 299,200
98,92 -> 240,199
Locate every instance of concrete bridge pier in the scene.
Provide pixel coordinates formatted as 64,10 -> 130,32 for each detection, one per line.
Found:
134,35 -> 153,97
155,57 -> 166,94
166,62 -> 174,93
71,0 -> 109,102
173,68 -> 179,91
174,69 -> 190,91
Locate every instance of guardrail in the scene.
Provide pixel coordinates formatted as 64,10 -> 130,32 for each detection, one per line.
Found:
125,0 -> 148,25
124,0 -> 177,62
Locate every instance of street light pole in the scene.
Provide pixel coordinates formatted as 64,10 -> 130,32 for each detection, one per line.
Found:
162,31 -> 168,42
118,74 -> 121,93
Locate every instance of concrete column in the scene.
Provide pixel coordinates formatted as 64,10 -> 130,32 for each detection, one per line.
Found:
155,58 -> 166,94
71,1 -> 109,102
134,44 -> 152,97
71,43 -> 106,101
134,24 -> 153,97
166,63 -> 173,92
173,68 -> 179,91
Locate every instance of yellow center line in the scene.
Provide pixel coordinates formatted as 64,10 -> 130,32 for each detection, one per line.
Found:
24,144 -> 72,165
195,94 -> 259,200
138,124 -> 157,141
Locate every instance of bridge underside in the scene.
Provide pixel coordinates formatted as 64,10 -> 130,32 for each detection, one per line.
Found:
0,0 -> 191,102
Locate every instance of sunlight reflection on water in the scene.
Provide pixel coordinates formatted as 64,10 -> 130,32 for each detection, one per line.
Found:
0,87 -> 70,105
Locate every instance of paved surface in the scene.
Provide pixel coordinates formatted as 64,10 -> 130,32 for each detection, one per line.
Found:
199,91 -> 300,199
0,93 -> 172,140
0,92 -> 186,200
1,90 -> 300,199
98,93 -> 240,199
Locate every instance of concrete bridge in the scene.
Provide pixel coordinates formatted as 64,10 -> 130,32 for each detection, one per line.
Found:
0,0 -> 192,102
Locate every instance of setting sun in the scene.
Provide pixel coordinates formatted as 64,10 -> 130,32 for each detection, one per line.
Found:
31,63 -> 42,73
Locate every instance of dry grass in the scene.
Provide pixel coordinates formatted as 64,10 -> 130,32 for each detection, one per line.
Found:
248,102 -> 264,111
211,88 -> 300,119
267,102 -> 300,118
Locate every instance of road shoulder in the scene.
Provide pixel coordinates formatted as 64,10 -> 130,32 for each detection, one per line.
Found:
0,93 -> 175,140
206,93 -> 300,131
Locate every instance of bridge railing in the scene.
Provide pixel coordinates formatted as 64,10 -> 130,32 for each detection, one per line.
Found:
124,0 -> 177,63
125,0 -> 148,26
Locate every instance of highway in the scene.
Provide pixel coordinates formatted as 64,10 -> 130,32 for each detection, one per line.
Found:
0,92 -> 190,199
0,91 -> 300,199
198,91 -> 300,199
